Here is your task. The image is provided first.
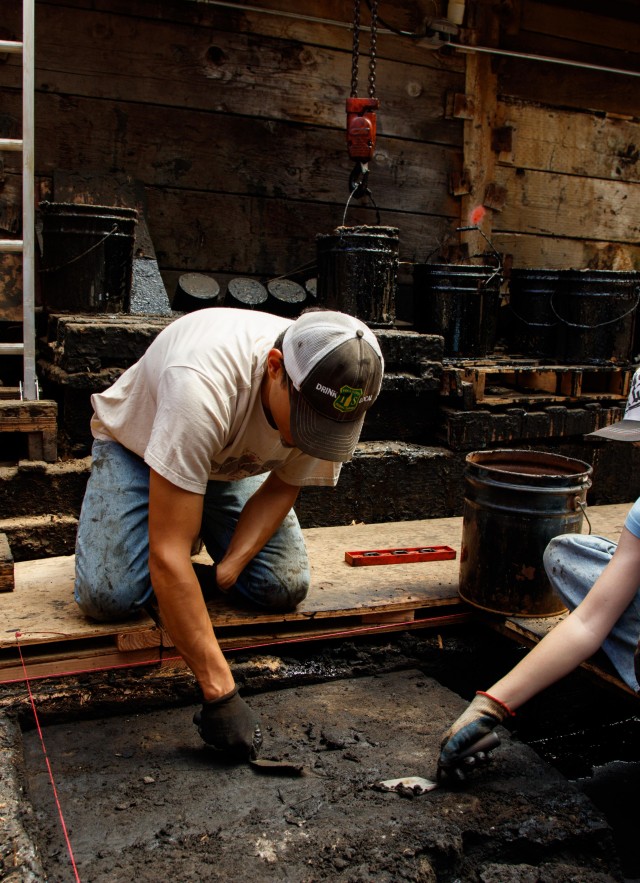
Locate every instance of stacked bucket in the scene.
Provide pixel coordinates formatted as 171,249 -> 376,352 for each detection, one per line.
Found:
411,262 -> 639,364
412,262 -> 503,357
508,268 -> 639,364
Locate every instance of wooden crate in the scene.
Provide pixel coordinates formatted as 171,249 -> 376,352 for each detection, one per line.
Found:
0,395 -> 58,462
441,360 -> 632,409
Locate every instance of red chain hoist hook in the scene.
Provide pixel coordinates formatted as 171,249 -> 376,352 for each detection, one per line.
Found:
347,0 -> 379,198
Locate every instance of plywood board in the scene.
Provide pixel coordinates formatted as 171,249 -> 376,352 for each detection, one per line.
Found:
0,518 -> 467,652
1,505 -> 636,691
3,505 -> 633,649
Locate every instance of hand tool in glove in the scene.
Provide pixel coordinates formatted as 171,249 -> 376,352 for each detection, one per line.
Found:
437,691 -> 513,784
193,686 -> 263,760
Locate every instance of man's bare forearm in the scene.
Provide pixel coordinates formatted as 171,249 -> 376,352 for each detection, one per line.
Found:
150,561 -> 235,701
216,473 -> 300,590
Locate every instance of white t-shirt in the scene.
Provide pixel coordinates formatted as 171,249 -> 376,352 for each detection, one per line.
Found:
90,309 -> 341,494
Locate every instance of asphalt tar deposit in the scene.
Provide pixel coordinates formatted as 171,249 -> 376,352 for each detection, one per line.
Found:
15,635 -> 640,883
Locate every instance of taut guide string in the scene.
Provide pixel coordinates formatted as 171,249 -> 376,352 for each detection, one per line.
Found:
14,630 -> 82,883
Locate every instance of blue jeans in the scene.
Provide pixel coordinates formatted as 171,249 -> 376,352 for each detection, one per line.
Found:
544,533 -> 640,692
75,440 -> 310,621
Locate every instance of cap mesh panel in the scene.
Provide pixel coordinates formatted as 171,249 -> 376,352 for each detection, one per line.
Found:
283,312 -> 380,389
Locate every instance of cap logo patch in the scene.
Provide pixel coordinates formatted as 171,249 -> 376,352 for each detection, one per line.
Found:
333,385 -> 363,413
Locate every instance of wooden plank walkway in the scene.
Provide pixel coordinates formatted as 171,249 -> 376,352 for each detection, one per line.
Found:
0,518 -> 468,682
0,505 -> 637,698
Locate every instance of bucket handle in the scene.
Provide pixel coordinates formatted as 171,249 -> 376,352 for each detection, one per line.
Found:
457,223 -> 503,287
550,287 -> 640,330
39,223 -> 119,274
575,498 -> 592,534
507,302 -> 557,329
420,224 -> 503,287
342,181 -> 381,228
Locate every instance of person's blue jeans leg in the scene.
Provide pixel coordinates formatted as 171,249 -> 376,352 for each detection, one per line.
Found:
201,475 -> 310,611
544,533 -> 640,692
75,444 -> 309,619
75,439 -> 153,621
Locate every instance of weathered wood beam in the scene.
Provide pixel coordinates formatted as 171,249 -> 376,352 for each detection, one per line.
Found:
492,232 -> 640,271
494,167 -> 640,244
495,100 -> 640,185
1,92 -> 462,213
3,4 -> 463,142
0,533 -> 14,593
459,1 -> 500,258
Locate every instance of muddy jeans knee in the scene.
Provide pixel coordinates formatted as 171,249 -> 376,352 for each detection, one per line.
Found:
75,440 -> 153,621
201,475 -> 310,611
543,533 -> 617,610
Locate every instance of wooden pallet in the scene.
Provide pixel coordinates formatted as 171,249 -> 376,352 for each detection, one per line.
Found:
0,394 -> 58,461
2,508 -> 636,702
441,360 -> 632,409
0,518 -> 468,682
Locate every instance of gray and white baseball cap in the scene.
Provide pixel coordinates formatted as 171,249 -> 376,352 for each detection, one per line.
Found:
282,310 -> 384,462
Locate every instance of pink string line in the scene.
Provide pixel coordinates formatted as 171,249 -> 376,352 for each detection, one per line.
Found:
15,631 -> 82,883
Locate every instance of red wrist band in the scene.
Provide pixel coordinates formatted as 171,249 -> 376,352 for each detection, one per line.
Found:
476,690 -> 515,717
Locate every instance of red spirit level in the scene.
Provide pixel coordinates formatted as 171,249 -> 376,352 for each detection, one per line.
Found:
345,546 -> 457,567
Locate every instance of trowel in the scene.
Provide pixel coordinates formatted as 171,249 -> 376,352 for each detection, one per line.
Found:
249,757 -> 306,776
375,732 -> 500,796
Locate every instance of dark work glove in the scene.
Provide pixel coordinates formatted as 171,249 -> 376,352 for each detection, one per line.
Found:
437,691 -> 512,784
193,687 -> 263,761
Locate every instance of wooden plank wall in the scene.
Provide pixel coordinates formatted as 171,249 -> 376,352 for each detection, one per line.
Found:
0,0 -> 464,313
0,0 -> 638,315
489,0 -> 640,270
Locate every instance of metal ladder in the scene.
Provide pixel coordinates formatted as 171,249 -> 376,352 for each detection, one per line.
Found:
0,0 -> 57,461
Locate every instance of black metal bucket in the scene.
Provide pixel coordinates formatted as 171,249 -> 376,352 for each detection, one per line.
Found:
40,202 -> 138,313
554,269 -> 639,364
412,263 -> 502,356
316,225 -> 398,327
459,449 -> 592,617
507,268 -> 560,359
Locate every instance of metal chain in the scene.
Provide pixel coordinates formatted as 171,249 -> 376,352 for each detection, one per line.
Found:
350,0 -> 378,98
351,0 -> 360,97
368,0 -> 378,98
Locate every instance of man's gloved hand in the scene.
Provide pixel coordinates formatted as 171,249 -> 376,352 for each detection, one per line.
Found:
193,686 -> 263,761
437,691 -> 514,784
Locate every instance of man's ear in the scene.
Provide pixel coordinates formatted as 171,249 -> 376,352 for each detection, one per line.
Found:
266,348 -> 285,380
